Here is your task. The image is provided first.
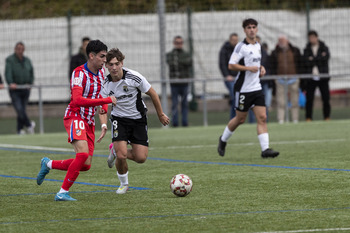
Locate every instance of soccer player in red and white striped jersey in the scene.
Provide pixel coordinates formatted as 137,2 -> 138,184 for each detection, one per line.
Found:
36,40 -> 117,201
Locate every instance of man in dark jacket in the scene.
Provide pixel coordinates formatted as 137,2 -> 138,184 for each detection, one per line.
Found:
166,36 -> 193,127
270,36 -> 302,124
5,42 -> 35,134
303,30 -> 331,121
69,37 -> 90,81
219,33 -> 239,119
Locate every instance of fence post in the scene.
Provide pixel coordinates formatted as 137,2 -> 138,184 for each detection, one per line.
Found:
202,80 -> 208,126
67,10 -> 73,60
157,0 -> 168,119
38,85 -> 44,134
306,1 -> 310,36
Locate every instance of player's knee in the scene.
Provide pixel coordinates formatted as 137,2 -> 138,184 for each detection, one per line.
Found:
135,154 -> 147,163
116,152 -> 127,160
257,114 -> 267,123
81,164 -> 91,171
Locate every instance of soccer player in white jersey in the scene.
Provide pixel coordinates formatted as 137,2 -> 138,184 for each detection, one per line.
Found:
217,18 -> 279,158
97,48 -> 169,194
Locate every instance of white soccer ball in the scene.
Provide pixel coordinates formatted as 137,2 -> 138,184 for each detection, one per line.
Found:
170,174 -> 193,197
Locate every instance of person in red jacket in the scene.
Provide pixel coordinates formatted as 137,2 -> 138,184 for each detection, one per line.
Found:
36,40 -> 117,201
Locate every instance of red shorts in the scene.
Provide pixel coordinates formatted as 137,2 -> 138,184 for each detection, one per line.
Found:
63,116 -> 95,156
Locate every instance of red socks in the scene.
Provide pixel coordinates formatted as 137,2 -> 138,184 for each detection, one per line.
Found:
61,153 -> 89,191
52,159 -> 74,170
52,159 -> 91,171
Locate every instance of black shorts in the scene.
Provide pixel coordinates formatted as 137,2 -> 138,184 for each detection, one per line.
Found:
110,115 -> 149,147
235,90 -> 265,112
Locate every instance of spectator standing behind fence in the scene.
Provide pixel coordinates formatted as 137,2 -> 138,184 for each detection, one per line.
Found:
69,37 -> 90,81
303,30 -> 331,121
219,33 -> 239,119
270,35 -> 302,124
166,36 -> 193,127
5,42 -> 35,134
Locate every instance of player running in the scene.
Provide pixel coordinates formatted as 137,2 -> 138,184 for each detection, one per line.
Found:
217,18 -> 279,158
36,40 -> 117,201
97,48 -> 169,194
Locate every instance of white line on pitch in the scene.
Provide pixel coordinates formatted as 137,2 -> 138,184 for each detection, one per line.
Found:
0,143 -> 73,152
254,227 -> 350,233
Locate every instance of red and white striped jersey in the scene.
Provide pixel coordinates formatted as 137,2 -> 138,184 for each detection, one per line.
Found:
64,63 -> 106,125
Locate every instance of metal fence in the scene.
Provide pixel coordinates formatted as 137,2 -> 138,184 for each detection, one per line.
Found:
1,73 -> 347,134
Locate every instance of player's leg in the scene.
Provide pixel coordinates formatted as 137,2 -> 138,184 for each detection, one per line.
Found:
36,117 -> 89,187
218,91 -> 249,156
129,144 -> 148,163
253,105 -> 279,159
56,122 -> 94,200
114,140 -> 129,194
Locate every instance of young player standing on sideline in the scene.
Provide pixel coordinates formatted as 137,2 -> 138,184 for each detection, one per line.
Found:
36,40 -> 117,201
217,18 -> 279,158
97,48 -> 169,194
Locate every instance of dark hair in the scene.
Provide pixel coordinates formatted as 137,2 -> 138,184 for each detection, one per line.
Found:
86,40 -> 107,56
308,30 -> 318,37
229,33 -> 238,38
82,37 -> 90,42
106,48 -> 125,63
173,35 -> 183,42
15,41 -> 25,48
242,18 -> 258,28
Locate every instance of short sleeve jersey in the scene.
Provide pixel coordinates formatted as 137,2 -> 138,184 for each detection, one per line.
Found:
229,39 -> 262,93
101,67 -> 151,119
64,63 -> 106,125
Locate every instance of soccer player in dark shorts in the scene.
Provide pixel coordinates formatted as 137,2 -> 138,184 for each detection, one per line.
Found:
97,48 -> 169,194
217,18 -> 279,159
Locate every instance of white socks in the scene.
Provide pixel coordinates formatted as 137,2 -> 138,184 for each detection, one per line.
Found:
258,133 -> 269,151
59,188 -> 68,194
47,160 -> 52,169
221,126 -> 234,142
117,171 -> 129,186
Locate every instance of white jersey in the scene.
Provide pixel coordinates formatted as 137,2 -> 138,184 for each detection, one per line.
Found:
229,39 -> 262,93
101,67 -> 151,119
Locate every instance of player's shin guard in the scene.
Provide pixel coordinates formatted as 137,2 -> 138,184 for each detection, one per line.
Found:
61,153 -> 89,191
52,159 -> 74,171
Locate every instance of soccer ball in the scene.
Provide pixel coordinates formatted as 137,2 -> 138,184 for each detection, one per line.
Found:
170,174 -> 193,197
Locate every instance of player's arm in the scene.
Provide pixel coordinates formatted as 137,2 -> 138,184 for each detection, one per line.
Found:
229,63 -> 259,73
97,108 -> 108,143
71,86 -> 116,107
145,87 -> 169,126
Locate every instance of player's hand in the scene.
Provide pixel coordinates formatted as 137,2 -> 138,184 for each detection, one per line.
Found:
9,83 -> 17,90
110,96 -> 117,106
225,75 -> 235,82
158,113 -> 170,126
259,66 -> 266,77
97,124 -> 108,143
248,66 -> 259,73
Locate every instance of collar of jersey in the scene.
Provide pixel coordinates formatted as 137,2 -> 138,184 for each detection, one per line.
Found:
107,69 -> 127,82
84,63 -> 100,76
243,38 -> 258,45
